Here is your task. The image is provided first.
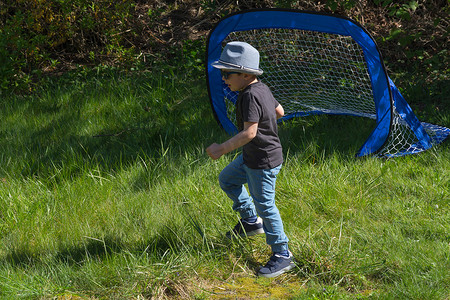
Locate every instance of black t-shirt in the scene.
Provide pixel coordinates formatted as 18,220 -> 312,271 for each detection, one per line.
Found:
236,81 -> 283,169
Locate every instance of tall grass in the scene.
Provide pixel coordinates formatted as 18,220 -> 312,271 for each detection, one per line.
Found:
0,68 -> 449,299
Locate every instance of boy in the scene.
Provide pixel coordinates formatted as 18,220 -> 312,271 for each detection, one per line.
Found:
206,41 -> 295,278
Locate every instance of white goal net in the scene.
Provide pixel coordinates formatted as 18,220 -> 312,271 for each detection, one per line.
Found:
221,28 -> 448,157
207,10 -> 449,158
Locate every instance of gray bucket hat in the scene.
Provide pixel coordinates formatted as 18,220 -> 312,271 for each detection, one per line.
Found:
212,41 -> 263,76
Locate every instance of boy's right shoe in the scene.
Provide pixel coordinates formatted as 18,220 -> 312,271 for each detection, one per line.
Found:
226,217 -> 264,239
257,251 -> 296,278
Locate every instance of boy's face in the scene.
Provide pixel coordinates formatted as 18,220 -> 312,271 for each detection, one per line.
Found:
222,72 -> 254,92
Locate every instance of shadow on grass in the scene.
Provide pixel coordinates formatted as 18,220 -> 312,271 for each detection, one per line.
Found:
0,70 -> 380,187
0,73 -> 218,181
279,114 -> 376,160
3,225 -> 233,270
4,235 -> 125,267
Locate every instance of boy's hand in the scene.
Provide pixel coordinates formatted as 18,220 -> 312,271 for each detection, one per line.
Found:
206,143 -> 224,160
206,122 -> 257,160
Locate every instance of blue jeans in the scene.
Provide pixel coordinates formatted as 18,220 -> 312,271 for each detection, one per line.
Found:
219,154 -> 289,253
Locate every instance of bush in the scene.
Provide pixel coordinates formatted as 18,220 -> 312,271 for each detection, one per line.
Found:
0,0 -> 448,95
0,0 -> 135,93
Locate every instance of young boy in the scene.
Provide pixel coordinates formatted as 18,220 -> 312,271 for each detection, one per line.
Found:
206,41 -> 295,278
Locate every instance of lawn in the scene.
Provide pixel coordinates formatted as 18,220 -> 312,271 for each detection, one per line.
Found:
0,67 -> 449,299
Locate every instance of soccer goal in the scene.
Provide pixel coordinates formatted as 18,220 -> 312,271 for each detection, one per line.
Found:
205,9 -> 449,158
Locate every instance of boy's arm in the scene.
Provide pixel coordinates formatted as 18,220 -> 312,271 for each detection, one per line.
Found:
275,103 -> 284,119
206,122 -> 258,160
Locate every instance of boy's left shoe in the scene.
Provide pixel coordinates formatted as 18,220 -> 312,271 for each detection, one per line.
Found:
226,217 -> 264,239
257,252 -> 295,278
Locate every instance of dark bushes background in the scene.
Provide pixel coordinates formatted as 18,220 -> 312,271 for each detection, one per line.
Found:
0,0 -> 448,98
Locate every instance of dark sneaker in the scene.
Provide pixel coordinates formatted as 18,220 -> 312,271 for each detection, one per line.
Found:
257,252 -> 295,278
226,217 -> 264,239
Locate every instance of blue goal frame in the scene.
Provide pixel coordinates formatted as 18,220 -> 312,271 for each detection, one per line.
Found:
206,9 -> 447,157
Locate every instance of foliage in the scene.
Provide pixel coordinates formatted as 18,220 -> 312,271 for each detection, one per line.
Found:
0,0 -> 448,95
324,0 -> 357,11
371,0 -> 449,111
0,0 -> 135,93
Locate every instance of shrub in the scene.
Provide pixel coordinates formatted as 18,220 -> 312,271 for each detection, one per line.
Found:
0,0 -> 135,93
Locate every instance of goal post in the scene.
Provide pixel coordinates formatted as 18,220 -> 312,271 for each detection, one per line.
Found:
205,9 -> 449,158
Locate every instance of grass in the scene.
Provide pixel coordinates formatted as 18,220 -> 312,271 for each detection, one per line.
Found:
0,67 -> 449,299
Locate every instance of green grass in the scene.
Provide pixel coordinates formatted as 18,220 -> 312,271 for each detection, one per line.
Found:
0,68 -> 449,299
